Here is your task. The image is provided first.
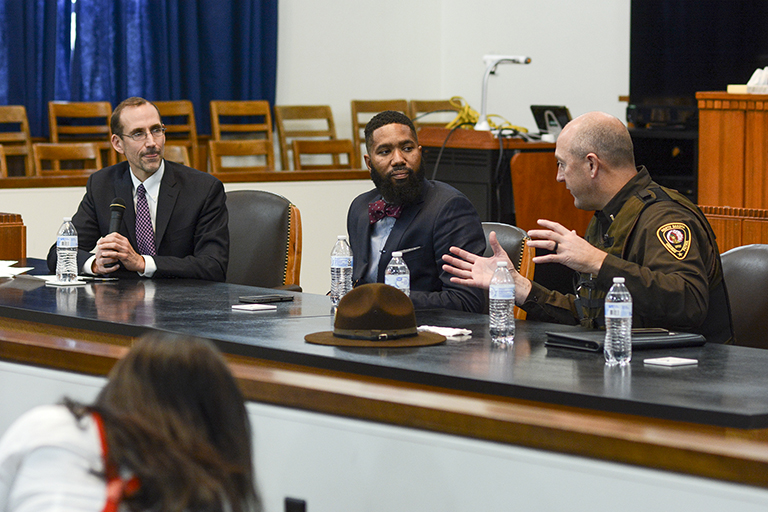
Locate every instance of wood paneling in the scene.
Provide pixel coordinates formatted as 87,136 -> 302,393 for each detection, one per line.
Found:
699,205 -> 768,252
697,92 -> 768,208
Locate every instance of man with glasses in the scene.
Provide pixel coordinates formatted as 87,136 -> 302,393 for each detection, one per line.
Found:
47,97 -> 229,281
443,111 -> 733,343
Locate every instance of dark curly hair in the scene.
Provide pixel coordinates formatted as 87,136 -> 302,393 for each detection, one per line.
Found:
364,110 -> 417,153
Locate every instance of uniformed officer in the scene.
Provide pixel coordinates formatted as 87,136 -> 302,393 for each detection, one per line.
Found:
442,111 -> 733,343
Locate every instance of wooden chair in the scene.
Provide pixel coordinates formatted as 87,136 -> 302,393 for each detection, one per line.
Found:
291,139 -> 355,170
0,145 -> 7,178
0,106 -> 34,176
208,140 -> 274,173
33,142 -> 103,176
48,101 -> 115,169
350,99 -> 408,168
209,100 -> 274,171
225,190 -> 302,289
274,105 -> 343,170
163,144 -> 191,166
408,99 -> 460,131
154,100 -> 198,169
482,222 -> 535,320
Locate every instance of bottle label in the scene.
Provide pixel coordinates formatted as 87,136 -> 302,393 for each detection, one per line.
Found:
331,256 -> 352,268
385,274 -> 409,290
489,284 -> 515,300
57,235 -> 77,248
605,302 -> 632,318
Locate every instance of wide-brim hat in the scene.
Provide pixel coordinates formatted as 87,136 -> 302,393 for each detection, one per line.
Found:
305,283 -> 446,347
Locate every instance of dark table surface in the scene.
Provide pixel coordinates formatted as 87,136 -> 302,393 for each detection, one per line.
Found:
1,276 -> 767,429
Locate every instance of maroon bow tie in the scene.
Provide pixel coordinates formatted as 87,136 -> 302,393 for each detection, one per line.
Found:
368,199 -> 403,225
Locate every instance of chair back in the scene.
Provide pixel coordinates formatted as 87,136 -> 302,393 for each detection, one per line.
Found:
33,142 -> 103,176
0,145 -> 7,178
350,99 -> 408,168
48,101 -> 115,168
482,222 -> 535,319
291,139 -> 354,170
0,105 -> 34,176
163,144 -> 191,166
209,100 -> 274,171
225,190 -> 302,289
720,244 -> 768,349
154,100 -> 198,169
274,105 -> 338,169
208,140 -> 274,173
408,99 -> 459,131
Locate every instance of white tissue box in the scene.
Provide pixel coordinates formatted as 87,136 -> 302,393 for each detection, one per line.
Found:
747,84 -> 768,94
727,84 -> 748,94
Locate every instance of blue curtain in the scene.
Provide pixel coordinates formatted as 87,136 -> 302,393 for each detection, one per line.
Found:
0,0 -> 71,137
0,0 -> 278,137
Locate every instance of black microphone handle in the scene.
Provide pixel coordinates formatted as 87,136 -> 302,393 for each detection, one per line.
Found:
108,209 -> 124,234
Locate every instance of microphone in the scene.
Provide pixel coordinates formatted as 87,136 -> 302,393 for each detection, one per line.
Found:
104,198 -> 126,269
109,198 -> 126,233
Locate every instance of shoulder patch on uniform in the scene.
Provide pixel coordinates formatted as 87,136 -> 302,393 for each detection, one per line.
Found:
656,222 -> 691,260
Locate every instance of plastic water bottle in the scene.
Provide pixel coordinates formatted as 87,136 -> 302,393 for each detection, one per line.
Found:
330,235 -> 353,305
604,276 -> 632,366
56,217 -> 78,282
384,251 -> 410,296
489,260 -> 515,343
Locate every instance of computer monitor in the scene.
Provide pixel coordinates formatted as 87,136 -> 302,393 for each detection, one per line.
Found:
530,105 -> 572,135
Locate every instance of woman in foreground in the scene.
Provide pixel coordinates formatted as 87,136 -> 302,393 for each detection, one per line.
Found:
0,332 -> 260,512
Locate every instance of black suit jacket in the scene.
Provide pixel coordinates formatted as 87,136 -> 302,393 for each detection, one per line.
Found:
47,161 -> 229,281
347,179 -> 485,312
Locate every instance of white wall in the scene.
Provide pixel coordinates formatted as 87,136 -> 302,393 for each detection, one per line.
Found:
276,0 -> 631,139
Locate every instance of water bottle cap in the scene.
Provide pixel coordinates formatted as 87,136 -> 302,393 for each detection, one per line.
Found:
337,235 -> 347,240
392,251 -> 402,257
496,261 -> 508,267
63,217 -> 72,222
613,277 -> 625,284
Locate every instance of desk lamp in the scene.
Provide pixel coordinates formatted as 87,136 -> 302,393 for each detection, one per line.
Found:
475,54 -> 531,131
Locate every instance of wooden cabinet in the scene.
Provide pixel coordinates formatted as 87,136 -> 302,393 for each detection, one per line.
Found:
697,91 -> 768,208
0,213 -> 26,260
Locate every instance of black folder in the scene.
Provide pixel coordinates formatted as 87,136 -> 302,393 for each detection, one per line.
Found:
544,328 -> 706,352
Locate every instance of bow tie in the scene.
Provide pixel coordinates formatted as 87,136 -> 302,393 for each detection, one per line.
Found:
368,199 -> 403,225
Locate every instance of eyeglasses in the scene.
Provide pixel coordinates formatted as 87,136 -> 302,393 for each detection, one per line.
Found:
121,126 -> 166,143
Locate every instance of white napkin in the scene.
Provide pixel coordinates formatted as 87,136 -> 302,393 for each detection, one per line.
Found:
418,325 -> 472,341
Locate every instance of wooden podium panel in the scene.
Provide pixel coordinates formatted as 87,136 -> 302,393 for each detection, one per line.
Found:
0,212 -> 26,260
699,205 -> 768,252
697,92 -> 768,208
509,151 -> 593,236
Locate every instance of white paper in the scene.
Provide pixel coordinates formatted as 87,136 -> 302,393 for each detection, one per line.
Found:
231,303 -> 277,312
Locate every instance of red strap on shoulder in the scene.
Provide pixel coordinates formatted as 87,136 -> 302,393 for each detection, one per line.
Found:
92,412 -> 140,512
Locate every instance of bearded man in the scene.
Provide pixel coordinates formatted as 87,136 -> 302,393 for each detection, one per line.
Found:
345,110 -> 486,312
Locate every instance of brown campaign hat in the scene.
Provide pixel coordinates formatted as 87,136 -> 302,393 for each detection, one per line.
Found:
305,283 -> 446,347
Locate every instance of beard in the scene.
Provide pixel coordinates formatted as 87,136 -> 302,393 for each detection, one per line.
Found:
370,163 -> 425,206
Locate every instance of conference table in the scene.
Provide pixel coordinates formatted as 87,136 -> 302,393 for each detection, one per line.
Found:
1,276 -> 768,508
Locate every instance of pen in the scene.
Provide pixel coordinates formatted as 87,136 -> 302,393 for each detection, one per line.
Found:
399,246 -> 421,254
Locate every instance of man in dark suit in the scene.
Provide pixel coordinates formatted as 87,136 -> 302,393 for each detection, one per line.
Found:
346,111 -> 485,312
47,97 -> 228,281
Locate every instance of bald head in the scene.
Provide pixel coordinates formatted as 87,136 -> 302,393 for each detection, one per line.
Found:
560,112 -> 635,171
